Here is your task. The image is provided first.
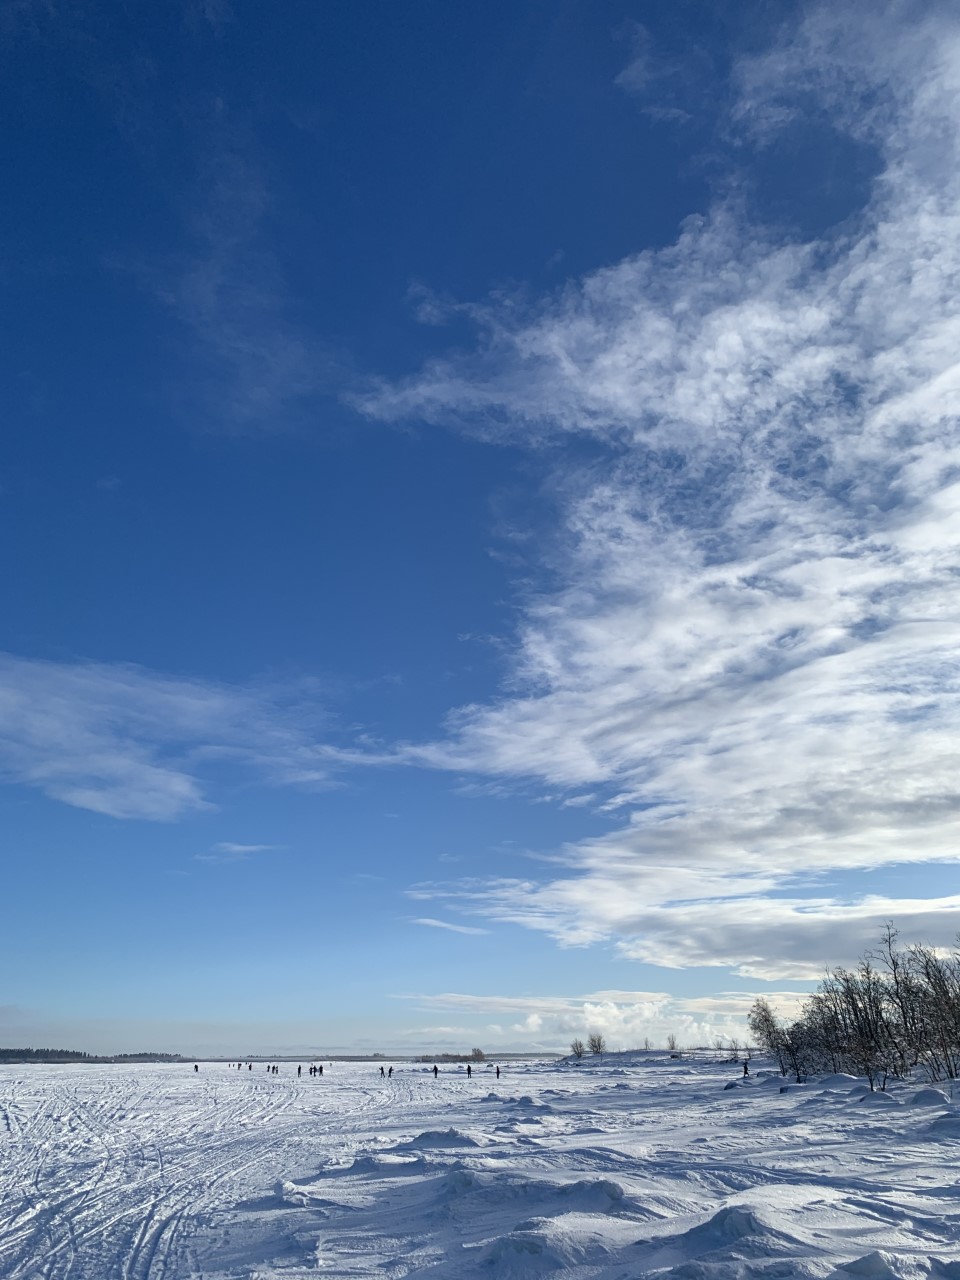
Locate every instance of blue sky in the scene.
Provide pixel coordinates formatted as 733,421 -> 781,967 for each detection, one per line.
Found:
4,0 -> 960,1056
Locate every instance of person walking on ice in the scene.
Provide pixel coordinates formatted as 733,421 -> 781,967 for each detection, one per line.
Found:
433,1064 -> 438,1078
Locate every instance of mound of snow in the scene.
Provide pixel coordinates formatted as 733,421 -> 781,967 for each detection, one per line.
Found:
440,1167 -> 481,1196
909,1087 -> 950,1107
683,1205 -> 770,1246
508,1095 -> 555,1112
818,1073 -> 867,1089
555,1178 -> 625,1212
825,1250 -> 913,1278
341,1152 -> 425,1175
466,1210 -> 625,1274
636,1202 -> 801,1272
439,1170 -> 625,1215
856,1091 -> 902,1107
276,1178 -> 311,1206
925,1111 -> 960,1136
399,1128 -> 480,1149
470,1231 -> 580,1274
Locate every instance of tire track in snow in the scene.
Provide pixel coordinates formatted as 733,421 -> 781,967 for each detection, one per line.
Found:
0,1065 -> 393,1280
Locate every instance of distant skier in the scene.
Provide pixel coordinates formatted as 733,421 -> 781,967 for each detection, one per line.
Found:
433,1064 -> 438,1078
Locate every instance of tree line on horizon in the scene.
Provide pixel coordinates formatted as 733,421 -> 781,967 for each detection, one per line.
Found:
570,1032 -> 691,1059
0,1048 -> 185,1063
749,925 -> 960,1091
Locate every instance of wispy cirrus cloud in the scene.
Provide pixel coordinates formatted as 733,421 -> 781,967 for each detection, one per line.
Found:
0,652 -> 344,820
360,4 -> 960,979
195,841 -> 280,863
410,917 -> 489,936
153,129 -> 332,433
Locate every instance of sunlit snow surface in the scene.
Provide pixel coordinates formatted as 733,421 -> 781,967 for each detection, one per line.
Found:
2,1055 -> 960,1279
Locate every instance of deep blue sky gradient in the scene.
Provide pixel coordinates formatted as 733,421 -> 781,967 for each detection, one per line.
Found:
3,0 -> 949,1055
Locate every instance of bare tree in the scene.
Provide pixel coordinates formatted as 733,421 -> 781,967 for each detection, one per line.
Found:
471,1048 -> 485,1061
748,997 -> 788,1075
666,1033 -> 679,1052
751,926 -> 960,1089
713,1037 -> 725,1057
642,1037 -> 651,1051
570,1038 -> 585,1060
587,1033 -> 606,1057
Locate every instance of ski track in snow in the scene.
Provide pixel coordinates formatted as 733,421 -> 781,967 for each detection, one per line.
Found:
1,1057 -> 960,1278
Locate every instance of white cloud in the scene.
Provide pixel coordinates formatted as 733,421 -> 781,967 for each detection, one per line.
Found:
213,841 -> 277,854
395,988 -> 810,1047
363,5 -> 960,977
0,652 -> 343,820
410,917 -> 490,936
195,841 -> 280,863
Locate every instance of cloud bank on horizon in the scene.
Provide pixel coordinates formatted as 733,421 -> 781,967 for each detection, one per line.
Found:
359,5 -> 960,977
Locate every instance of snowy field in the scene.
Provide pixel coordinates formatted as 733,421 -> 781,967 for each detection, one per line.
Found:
2,1055 -> 960,1280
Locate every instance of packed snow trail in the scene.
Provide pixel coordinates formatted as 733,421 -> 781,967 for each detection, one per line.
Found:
2,1057 -> 960,1278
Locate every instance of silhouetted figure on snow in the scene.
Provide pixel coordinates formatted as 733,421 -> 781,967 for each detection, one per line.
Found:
319,1064 -> 323,1076
433,1064 -> 438,1078
380,1065 -> 385,1077
194,1064 -> 198,1073
496,1066 -> 500,1079
466,1064 -> 472,1078
743,1061 -> 749,1078
388,1066 -> 393,1078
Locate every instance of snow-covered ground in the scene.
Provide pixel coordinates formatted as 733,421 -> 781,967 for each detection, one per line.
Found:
2,1054 -> 959,1279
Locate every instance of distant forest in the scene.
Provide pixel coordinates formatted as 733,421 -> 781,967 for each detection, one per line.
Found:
0,1048 -> 184,1063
